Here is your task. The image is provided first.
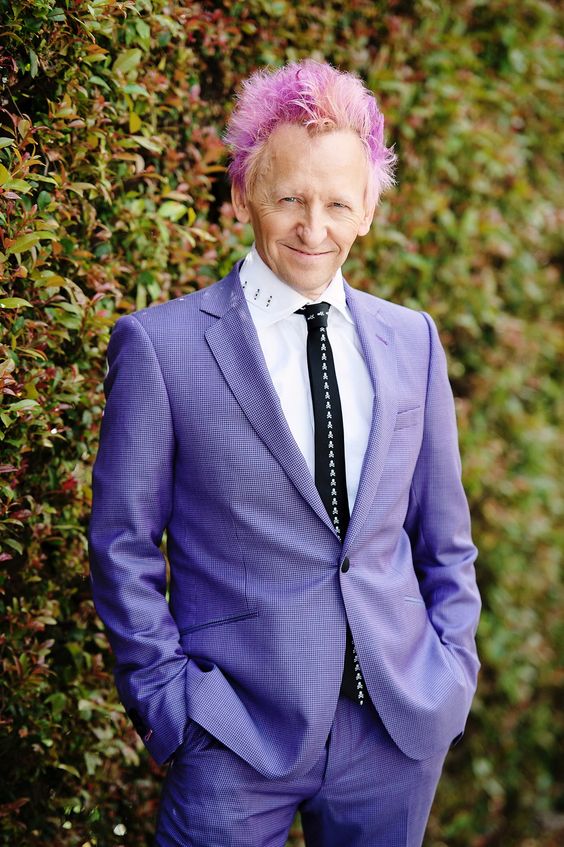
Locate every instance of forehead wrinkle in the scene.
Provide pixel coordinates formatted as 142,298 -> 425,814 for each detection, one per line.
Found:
252,125 -> 370,209
270,153 -> 352,194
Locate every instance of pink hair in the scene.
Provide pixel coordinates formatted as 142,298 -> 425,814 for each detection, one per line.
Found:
225,59 -> 396,205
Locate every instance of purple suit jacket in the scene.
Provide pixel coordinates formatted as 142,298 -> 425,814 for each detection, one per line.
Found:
88,262 -> 480,778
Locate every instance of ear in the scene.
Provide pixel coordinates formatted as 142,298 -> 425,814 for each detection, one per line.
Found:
231,183 -> 251,224
358,201 -> 376,237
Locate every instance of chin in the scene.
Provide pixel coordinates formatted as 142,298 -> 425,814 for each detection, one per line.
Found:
293,278 -> 332,297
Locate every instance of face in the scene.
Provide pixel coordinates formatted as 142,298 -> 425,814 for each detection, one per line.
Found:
231,124 -> 375,299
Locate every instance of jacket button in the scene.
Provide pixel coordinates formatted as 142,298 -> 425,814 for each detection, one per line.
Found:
341,558 -> 350,573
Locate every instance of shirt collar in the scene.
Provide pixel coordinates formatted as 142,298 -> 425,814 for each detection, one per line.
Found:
239,245 -> 352,327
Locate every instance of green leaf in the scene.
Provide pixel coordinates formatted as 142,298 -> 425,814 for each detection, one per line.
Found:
130,135 -> 163,154
8,399 -> 40,411
0,297 -> 32,309
17,119 -> 31,139
129,112 -> 142,133
68,182 -> 97,196
89,75 -> 112,91
55,301 -> 82,315
29,49 -> 39,78
122,83 -> 149,97
48,8 -> 66,22
6,232 -> 58,254
37,191 -> 52,210
0,138 -> 14,149
45,306 -> 82,328
135,20 -> 151,42
112,49 -> 142,76
17,347 -> 48,361
29,174 -> 58,185
84,751 -> 102,776
56,764 -> 81,778
2,179 -> 32,194
158,201 -> 189,221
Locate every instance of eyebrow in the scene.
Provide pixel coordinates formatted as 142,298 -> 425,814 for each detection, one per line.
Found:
273,186 -> 356,205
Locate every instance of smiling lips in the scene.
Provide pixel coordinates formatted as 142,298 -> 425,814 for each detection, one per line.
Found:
285,245 -> 333,257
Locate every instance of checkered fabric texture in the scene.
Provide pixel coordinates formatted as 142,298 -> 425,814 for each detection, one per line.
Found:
155,696 -> 447,846
88,261 -> 481,776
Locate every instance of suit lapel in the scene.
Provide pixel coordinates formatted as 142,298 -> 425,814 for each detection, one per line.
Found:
200,267 -> 399,544
343,284 -> 398,550
202,266 -> 335,534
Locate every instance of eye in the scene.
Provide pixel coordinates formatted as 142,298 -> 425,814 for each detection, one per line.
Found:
281,196 -> 299,204
331,202 -> 349,210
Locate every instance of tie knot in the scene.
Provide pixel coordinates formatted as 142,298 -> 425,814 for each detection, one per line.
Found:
296,302 -> 330,330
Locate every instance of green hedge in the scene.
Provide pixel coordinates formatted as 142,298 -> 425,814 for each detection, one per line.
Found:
1,1 -> 561,844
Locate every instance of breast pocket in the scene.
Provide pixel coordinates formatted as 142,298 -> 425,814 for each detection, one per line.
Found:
394,406 -> 422,430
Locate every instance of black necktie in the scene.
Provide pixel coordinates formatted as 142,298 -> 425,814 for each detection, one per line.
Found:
296,302 -> 366,705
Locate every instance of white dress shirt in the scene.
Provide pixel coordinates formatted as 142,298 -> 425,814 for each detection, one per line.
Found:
240,246 -> 374,513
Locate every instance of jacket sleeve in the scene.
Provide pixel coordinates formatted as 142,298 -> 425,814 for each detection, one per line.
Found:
404,312 -> 481,724
88,314 -> 188,765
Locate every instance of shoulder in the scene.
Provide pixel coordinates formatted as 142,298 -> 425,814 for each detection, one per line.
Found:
111,267 -> 240,342
348,286 -> 435,339
127,280 -> 220,329
346,287 -> 448,373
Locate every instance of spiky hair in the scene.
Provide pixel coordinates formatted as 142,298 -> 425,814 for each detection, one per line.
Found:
225,59 -> 396,205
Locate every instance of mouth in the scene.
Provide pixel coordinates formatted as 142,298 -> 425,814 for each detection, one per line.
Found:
284,245 -> 332,258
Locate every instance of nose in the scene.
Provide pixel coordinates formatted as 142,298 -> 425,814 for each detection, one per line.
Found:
296,205 -> 328,248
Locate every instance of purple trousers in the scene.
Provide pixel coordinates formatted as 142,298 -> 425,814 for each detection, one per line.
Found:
155,696 -> 447,847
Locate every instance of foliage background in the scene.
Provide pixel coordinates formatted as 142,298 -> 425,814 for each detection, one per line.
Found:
0,0 -> 562,845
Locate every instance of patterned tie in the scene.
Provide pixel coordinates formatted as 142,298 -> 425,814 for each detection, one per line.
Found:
296,302 -> 366,705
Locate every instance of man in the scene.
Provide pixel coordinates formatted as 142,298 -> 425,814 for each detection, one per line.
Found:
89,60 -> 481,847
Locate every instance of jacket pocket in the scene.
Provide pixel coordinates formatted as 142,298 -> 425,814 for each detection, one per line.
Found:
394,406 -> 421,430
178,609 -> 258,636
173,718 -> 227,761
